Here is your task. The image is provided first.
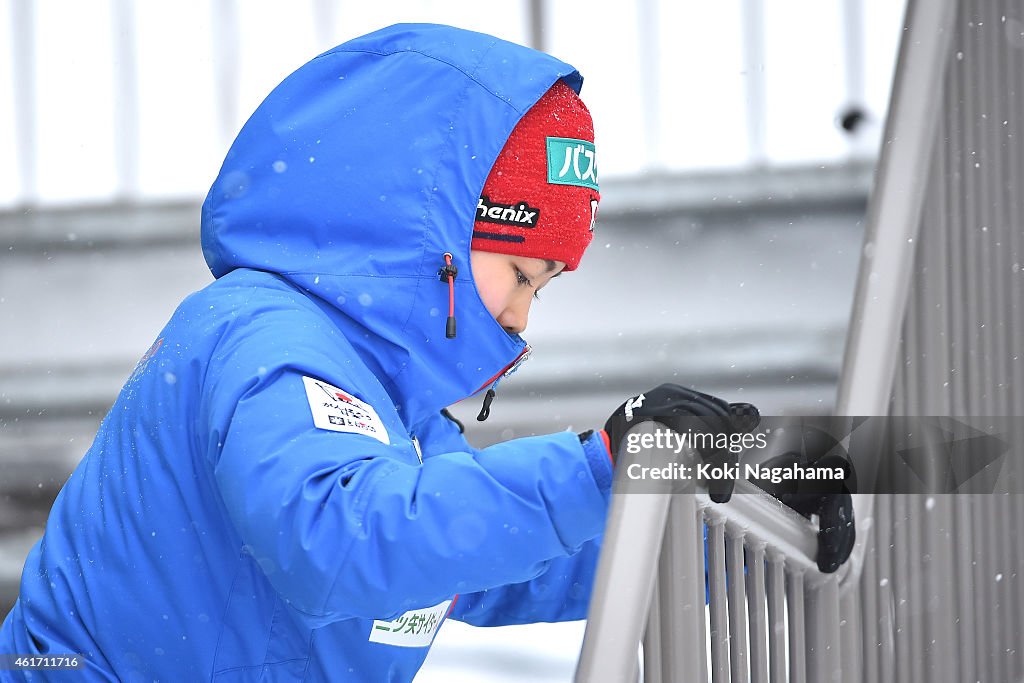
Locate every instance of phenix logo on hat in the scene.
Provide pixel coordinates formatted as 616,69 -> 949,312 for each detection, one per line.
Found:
471,80 -> 600,271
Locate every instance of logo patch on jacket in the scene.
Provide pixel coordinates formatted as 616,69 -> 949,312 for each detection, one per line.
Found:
368,600 -> 452,648
301,376 -> 390,444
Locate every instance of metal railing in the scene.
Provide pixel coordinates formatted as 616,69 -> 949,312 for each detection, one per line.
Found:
575,433 -> 847,683
576,0 -> 1024,679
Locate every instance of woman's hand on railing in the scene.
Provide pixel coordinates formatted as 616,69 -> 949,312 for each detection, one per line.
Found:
753,451 -> 857,573
599,383 -> 760,503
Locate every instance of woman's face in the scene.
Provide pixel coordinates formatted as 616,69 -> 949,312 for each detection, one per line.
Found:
470,251 -> 565,335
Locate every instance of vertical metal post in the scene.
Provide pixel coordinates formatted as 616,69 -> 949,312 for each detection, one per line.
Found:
575,479 -> 670,682
739,0 -> 767,165
839,590 -> 863,683
746,543 -> 769,683
859,532 -> 879,682
636,0 -> 662,170
111,0 -> 140,200
654,495 -> 707,681
875,494 -> 896,683
694,508 -> 710,683
707,519 -> 730,683
805,577 -> 841,683
840,0 -> 865,105
907,497 -> 924,683
765,554 -> 786,683
1013,494 -> 1024,680
953,496 -> 977,682
643,582 -> 664,683
210,0 -> 242,151
891,496 -> 912,683
726,524 -> 750,682
972,496 -> 993,683
921,497 -> 957,683
10,0 -> 37,204
310,0 -> 339,51
786,570 -> 807,683
526,0 -> 546,52
995,496 -> 1014,683
1007,0 -> 1024,422
311,0 -> 339,50
575,426 -> 674,683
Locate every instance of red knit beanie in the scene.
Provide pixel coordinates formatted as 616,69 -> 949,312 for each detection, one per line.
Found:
471,80 -> 600,271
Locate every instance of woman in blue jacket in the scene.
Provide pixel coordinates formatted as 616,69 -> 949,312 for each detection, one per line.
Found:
0,24 -> 743,681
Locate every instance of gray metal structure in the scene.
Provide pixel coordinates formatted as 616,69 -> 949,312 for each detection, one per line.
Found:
576,0 -> 1024,680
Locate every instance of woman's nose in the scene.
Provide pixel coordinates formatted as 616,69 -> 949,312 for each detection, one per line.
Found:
497,300 -> 530,335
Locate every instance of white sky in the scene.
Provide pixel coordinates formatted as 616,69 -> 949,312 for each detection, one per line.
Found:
0,0 -> 907,207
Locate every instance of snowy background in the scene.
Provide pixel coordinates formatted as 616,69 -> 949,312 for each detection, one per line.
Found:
0,1 -> 906,679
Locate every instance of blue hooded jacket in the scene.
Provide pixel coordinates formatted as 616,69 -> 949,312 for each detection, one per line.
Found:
0,23 -> 613,682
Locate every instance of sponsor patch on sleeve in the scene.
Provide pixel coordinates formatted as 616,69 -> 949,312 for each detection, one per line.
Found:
301,376 -> 390,445
368,600 -> 452,648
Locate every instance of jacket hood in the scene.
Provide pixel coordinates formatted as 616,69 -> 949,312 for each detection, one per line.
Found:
200,23 -> 584,426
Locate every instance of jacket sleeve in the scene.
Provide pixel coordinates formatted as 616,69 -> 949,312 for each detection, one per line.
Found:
448,537 -> 603,625
414,413 -> 610,625
199,309 -> 614,628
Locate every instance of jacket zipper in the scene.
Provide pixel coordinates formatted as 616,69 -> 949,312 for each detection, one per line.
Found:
475,345 -> 532,421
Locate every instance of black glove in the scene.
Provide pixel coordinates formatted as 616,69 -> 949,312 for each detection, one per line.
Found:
753,432 -> 857,574
602,384 -> 760,503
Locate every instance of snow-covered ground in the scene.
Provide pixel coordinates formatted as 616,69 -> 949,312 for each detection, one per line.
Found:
419,620 -> 585,682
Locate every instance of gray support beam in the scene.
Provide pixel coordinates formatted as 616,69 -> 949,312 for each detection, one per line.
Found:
836,0 -> 957,415
10,0 -> 37,204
